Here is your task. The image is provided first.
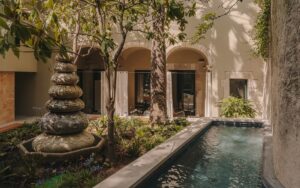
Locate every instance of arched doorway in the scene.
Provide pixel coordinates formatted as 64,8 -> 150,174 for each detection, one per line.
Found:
167,47 -> 208,117
119,47 -> 151,115
76,47 -> 104,114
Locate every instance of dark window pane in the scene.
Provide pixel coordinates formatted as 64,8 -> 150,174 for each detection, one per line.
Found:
172,71 -> 195,116
230,79 -> 248,99
135,71 -> 151,112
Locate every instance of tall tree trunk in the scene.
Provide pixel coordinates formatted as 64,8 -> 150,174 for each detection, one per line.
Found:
150,3 -> 168,125
105,65 -> 116,162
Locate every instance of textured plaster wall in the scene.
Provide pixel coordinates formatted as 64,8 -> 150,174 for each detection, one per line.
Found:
119,48 -> 207,116
0,48 -> 37,72
15,58 -> 53,117
125,0 -> 265,117
10,0 -> 266,118
271,0 -> 300,188
0,72 -> 15,124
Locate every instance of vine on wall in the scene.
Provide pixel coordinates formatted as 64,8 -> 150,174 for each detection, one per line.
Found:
254,0 -> 271,59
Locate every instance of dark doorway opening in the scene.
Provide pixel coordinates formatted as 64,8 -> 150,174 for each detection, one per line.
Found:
76,47 -> 104,114
172,71 -> 196,116
134,70 -> 151,114
78,70 -> 101,114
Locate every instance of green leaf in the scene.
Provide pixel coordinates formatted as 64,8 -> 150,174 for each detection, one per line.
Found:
12,47 -> 20,58
4,6 -> 13,17
0,18 -> 9,30
44,0 -> 54,9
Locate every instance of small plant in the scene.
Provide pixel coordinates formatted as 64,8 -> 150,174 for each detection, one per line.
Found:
0,122 -> 41,186
54,170 -> 92,188
173,117 -> 190,127
220,97 -> 256,118
89,116 -> 190,158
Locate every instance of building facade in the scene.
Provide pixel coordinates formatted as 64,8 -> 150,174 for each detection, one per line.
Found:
0,0 -> 267,125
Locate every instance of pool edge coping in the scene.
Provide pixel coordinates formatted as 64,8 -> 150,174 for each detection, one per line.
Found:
94,118 -> 267,188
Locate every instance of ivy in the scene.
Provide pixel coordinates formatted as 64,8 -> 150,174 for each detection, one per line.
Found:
254,0 -> 271,59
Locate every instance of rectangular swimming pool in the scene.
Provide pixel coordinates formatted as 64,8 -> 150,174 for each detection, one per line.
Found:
142,125 -> 263,188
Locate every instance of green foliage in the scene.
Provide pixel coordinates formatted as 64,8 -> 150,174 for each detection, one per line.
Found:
0,0 -> 67,61
173,117 -> 190,127
55,170 -> 93,188
141,0 -> 196,45
220,97 -> 256,118
37,169 -> 102,188
254,0 -> 271,59
0,122 -> 41,186
90,116 -> 190,158
0,122 -> 41,152
0,117 -> 190,187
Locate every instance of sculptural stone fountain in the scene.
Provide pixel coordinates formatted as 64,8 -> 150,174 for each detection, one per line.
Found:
19,55 -> 105,161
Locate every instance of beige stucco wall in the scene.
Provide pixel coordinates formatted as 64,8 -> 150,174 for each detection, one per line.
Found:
119,47 -> 207,116
125,0 -> 265,117
0,48 -> 37,72
8,0 -> 266,118
0,48 -> 40,120
0,72 -> 15,124
15,58 -> 54,117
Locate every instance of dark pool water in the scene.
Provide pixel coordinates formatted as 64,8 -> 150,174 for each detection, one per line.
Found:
145,126 -> 263,188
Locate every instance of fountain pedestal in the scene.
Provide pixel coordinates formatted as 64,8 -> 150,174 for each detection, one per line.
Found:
18,56 -> 105,161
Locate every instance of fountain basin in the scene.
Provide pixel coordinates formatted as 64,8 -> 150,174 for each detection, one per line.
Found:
18,134 -> 105,163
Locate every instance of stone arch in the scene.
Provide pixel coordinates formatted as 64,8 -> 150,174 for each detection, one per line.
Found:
166,43 -> 212,117
122,41 -> 151,52
119,45 -> 152,114
166,43 -> 213,67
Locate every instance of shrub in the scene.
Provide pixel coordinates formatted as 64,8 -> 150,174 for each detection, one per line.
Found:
220,97 -> 256,118
40,170 -> 92,188
172,117 -> 190,127
0,122 -> 41,186
90,116 -> 190,158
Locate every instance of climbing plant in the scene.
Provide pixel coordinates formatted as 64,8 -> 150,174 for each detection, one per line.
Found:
254,0 -> 271,59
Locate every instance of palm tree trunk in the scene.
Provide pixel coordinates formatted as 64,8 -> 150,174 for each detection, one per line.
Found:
150,3 -> 168,125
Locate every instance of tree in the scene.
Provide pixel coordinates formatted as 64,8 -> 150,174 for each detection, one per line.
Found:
1,0 -> 243,158
148,0 -> 196,125
47,0 -> 148,161
147,0 -> 243,124
0,0 -> 148,161
149,1 -> 168,125
0,0 -> 66,61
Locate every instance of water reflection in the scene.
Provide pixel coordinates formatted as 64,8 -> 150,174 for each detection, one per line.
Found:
145,126 -> 263,188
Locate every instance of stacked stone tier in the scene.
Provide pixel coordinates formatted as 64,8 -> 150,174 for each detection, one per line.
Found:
40,58 -> 89,135
40,112 -> 88,135
51,73 -> 79,85
34,56 -> 94,153
49,85 -> 83,99
54,62 -> 77,73
46,98 -> 85,113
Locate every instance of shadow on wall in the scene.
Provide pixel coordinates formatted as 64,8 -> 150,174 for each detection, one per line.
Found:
183,0 -> 265,117
15,61 -> 54,117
